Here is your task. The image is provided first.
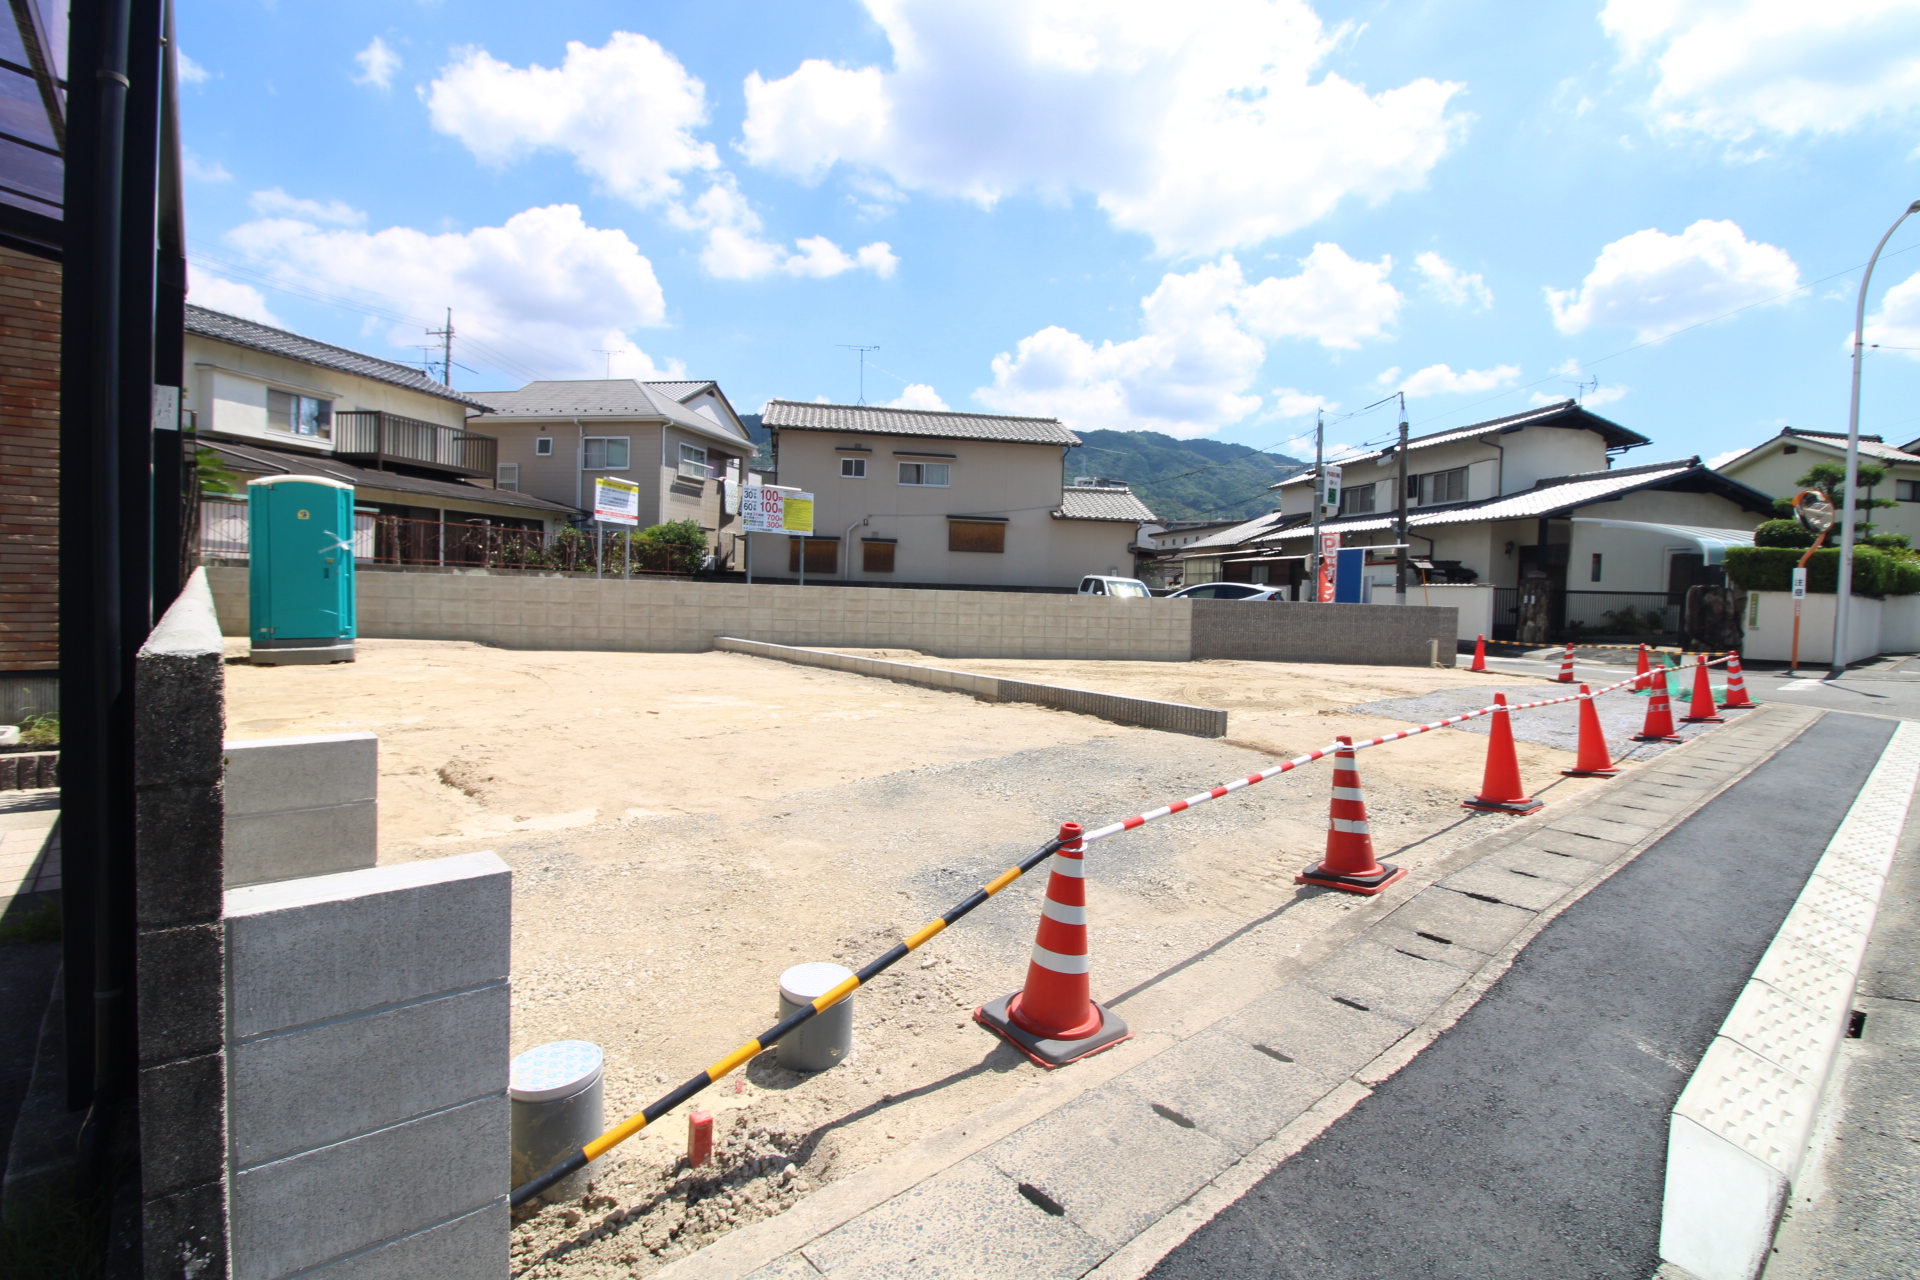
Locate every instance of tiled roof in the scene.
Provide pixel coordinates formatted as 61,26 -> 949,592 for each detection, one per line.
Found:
763,400 -> 1079,447
1271,399 -> 1651,486
644,380 -> 716,400
1776,428 -> 1920,465
204,439 -> 579,515
472,379 -> 751,448
1177,509 -> 1298,551
1054,486 -> 1156,522
185,305 -> 495,411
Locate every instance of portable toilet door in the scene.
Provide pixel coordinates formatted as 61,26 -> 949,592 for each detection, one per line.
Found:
248,475 -> 357,665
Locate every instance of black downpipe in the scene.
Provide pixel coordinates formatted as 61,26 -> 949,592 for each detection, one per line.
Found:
151,0 -> 187,602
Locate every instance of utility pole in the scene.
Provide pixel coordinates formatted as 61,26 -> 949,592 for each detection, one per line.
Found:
1395,392 -> 1410,607
1310,410 -> 1324,603
838,344 -> 879,404
426,309 -> 454,386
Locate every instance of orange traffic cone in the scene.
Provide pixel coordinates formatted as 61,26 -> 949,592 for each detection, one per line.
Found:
1556,642 -> 1576,683
1462,693 -> 1544,814
1633,665 -> 1682,742
1720,652 -> 1754,709
1681,654 -> 1724,723
975,822 -> 1132,1068
1471,634 -> 1488,672
1562,684 -> 1620,778
1635,644 -> 1652,689
1296,737 -> 1407,895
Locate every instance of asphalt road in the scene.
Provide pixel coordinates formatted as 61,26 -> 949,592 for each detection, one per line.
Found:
1147,709 -> 1896,1280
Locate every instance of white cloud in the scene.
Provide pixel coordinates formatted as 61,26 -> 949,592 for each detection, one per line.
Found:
670,177 -> 898,280
182,149 -> 230,182
1237,243 -> 1401,350
1270,387 -> 1332,419
1530,384 -> 1629,408
740,0 -> 1463,255
1863,267 -> 1920,356
1381,362 -> 1521,398
177,52 -> 210,84
352,37 -> 402,91
187,274 -> 280,326
1546,219 -> 1800,342
222,204 -> 679,380
1414,251 -> 1492,309
249,188 -> 365,226
888,384 -> 949,410
1603,0 -> 1920,142
425,33 -> 718,208
1707,446 -> 1748,467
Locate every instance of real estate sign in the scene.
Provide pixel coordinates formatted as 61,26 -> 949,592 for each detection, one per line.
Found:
593,477 -> 641,527
742,486 -> 814,536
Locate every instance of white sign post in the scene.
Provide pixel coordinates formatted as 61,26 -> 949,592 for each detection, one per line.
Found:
741,486 -> 814,585
593,478 -> 641,581
1789,565 -> 1808,674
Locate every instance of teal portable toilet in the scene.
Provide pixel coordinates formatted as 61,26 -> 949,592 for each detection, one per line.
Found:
248,475 -> 357,665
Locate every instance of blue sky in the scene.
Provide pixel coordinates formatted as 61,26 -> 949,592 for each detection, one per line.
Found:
177,1 -> 1920,464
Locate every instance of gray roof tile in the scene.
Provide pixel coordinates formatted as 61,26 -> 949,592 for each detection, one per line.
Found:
185,305 -> 494,411
1055,486 -> 1156,522
763,400 -> 1079,447
471,379 -> 752,448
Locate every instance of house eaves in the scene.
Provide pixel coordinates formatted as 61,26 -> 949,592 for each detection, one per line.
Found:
185,305 -> 497,412
763,399 -> 1080,447
473,379 -> 751,450
204,439 -> 581,516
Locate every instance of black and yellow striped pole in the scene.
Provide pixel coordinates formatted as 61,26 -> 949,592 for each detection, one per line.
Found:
508,833 -> 1068,1207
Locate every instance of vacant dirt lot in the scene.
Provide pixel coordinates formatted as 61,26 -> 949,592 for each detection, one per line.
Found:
224,641 -> 1622,1278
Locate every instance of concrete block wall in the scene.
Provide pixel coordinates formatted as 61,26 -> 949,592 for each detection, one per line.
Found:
224,851 -> 512,1280
223,733 -> 378,887
134,568 -> 232,1277
1189,599 -> 1455,666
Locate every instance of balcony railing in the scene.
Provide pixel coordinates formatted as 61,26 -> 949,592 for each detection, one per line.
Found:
334,410 -> 498,479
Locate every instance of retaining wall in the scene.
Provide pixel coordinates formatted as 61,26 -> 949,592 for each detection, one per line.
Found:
713,637 -> 1228,737
223,733 -> 378,887
205,566 -> 1458,667
224,852 -> 512,1280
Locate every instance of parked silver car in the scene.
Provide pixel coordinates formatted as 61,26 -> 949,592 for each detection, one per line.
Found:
1165,582 -> 1288,601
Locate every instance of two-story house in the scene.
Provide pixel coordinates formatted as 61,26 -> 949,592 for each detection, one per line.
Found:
761,401 -> 1153,587
473,379 -> 754,565
185,306 -> 581,560
1715,426 -> 1920,543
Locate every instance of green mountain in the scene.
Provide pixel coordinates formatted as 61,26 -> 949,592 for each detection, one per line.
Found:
1065,430 -> 1306,522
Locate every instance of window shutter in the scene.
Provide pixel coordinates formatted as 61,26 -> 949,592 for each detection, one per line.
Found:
948,521 -> 1006,553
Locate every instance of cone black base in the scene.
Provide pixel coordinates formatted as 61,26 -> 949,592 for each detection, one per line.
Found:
1460,796 -> 1544,814
1295,861 -> 1406,896
974,993 -> 1131,1069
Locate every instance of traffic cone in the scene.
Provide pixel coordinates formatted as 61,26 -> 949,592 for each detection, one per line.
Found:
1561,684 -> 1620,778
1681,654 -> 1724,724
1297,737 -> 1407,895
1720,653 -> 1755,709
1556,642 -> 1576,683
1633,665 -> 1683,742
1462,693 -> 1544,815
975,822 -> 1132,1069
1635,644 -> 1651,689
1471,634 -> 1488,673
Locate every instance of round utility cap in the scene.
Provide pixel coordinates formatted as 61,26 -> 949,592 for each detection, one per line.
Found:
510,1040 -> 604,1103
780,962 -> 855,1005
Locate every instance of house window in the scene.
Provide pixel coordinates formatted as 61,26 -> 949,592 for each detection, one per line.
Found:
267,389 -> 331,438
842,457 -> 868,478
535,437 -> 553,456
678,443 -> 708,480
1419,467 -> 1468,504
862,539 -> 896,573
1591,552 -> 1603,583
497,463 -> 520,492
788,537 -> 838,574
1782,444 -> 1798,454
899,462 -> 951,487
949,520 -> 1006,553
583,437 -> 630,469
1898,480 -> 1920,502
1339,482 -> 1376,515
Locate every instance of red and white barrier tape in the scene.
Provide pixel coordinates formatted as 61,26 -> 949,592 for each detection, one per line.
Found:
1081,655 -> 1732,846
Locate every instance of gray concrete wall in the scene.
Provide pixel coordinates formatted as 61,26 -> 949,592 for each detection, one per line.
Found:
224,852 -> 512,1280
134,568 -> 232,1277
223,733 -> 378,887
1188,599 -> 1455,666
713,637 -> 1228,737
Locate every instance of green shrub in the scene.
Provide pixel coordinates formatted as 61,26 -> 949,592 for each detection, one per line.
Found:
1867,532 -> 1912,551
636,519 -> 707,550
17,713 -> 56,747
1753,519 -> 1815,549
1723,545 -> 1920,595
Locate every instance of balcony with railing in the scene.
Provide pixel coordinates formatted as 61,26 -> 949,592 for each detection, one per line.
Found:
334,410 -> 498,479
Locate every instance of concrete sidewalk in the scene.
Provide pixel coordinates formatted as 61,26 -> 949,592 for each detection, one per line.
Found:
651,704 -> 1821,1280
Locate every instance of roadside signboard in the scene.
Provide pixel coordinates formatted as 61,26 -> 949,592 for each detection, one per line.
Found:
593,477 -> 641,527
1792,566 -> 1807,599
1317,530 -> 1340,602
1320,464 -> 1342,518
742,485 -> 814,536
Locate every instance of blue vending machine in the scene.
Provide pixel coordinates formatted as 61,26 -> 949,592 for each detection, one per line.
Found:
248,475 -> 357,664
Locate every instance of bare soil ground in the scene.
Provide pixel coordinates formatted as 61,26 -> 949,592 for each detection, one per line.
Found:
223,641 -> 1605,1279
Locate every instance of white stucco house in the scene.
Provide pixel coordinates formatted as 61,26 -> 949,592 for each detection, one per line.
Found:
1714,426 -> 1920,542
761,401 -> 1154,588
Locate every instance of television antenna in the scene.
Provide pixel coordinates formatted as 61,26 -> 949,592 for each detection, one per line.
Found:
425,309 -> 455,386
592,347 -> 627,379
838,344 -> 880,404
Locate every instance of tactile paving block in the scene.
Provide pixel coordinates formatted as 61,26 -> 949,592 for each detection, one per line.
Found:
1808,857 -> 1887,906
1794,873 -> 1878,932
1718,979 -> 1846,1084
1674,1036 -> 1821,1178
1775,898 -> 1872,972
1750,935 -> 1855,1024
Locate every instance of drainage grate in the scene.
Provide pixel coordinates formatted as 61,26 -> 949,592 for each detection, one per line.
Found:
1848,1009 -> 1867,1039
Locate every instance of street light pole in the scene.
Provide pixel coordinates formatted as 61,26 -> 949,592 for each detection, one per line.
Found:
1831,198 -> 1920,679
